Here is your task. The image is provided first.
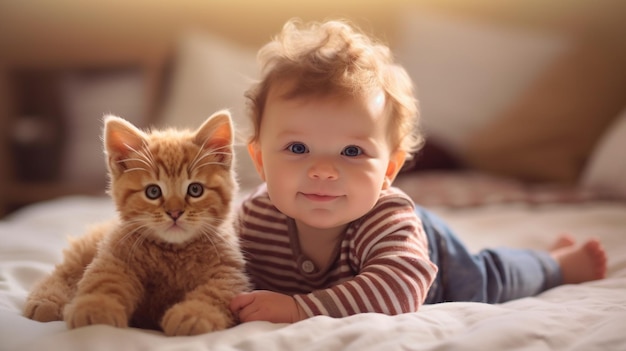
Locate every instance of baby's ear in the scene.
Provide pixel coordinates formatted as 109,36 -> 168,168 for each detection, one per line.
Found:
247,141 -> 265,181
194,110 -> 234,167
103,115 -> 146,173
383,150 -> 407,189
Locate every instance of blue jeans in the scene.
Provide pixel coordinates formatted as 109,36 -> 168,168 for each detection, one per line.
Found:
416,206 -> 563,304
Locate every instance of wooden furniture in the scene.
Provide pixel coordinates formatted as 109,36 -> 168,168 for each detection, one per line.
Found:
0,62 -> 164,217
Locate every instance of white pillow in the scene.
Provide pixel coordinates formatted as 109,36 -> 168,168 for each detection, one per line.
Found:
393,8 -> 571,153
580,108 -> 626,198
159,31 -> 262,192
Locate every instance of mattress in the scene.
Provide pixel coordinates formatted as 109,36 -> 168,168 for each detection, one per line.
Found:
1,173 -> 625,351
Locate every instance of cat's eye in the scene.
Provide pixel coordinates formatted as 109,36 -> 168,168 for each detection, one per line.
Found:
187,183 -> 204,198
342,145 -> 363,157
287,142 -> 308,154
145,185 -> 162,200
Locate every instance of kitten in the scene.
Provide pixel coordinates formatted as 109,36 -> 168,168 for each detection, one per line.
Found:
23,110 -> 250,336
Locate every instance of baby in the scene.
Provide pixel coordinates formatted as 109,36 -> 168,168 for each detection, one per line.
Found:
229,18 -> 607,323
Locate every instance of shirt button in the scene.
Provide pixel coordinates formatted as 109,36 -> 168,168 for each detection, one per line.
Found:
301,260 -> 315,273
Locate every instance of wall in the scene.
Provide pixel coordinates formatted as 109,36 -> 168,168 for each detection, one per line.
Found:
0,0 -> 624,216
1,0 -> 624,67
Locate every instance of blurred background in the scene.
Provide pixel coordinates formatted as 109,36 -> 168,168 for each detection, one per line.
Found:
0,0 -> 624,217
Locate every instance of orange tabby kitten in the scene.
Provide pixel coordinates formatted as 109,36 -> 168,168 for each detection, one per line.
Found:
23,110 -> 250,336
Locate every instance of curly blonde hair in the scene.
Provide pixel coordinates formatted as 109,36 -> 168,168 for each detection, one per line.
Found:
245,18 -> 423,156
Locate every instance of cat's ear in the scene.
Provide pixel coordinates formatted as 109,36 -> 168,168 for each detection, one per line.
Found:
194,110 -> 234,167
103,115 -> 147,171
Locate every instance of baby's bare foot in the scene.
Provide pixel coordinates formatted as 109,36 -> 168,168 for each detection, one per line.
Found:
550,237 -> 607,284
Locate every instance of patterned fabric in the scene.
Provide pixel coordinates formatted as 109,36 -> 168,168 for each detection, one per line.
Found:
394,171 -> 609,208
237,186 -> 438,318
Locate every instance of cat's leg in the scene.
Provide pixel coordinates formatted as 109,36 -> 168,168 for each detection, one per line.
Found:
63,254 -> 143,329
161,267 -> 249,336
23,224 -> 108,322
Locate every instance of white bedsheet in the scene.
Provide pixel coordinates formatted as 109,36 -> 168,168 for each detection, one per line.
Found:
1,195 -> 625,351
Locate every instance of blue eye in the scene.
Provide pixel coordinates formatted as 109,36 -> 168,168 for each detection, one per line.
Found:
287,142 -> 308,154
342,145 -> 362,157
145,184 -> 162,199
187,182 -> 204,197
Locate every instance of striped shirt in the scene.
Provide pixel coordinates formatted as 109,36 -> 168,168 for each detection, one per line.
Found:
236,185 -> 438,318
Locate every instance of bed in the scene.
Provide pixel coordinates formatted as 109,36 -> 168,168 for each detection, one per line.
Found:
1,172 -> 626,350
2,3 -> 626,351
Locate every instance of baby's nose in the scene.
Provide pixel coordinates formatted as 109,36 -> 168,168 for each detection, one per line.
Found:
308,159 -> 338,180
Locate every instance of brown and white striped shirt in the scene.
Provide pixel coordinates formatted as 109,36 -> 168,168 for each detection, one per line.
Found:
237,185 -> 438,318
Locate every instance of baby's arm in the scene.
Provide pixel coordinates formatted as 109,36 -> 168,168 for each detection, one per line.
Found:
295,202 -> 437,318
298,246 -> 435,317
231,223 -> 435,322
231,200 -> 437,322
230,196 -> 437,322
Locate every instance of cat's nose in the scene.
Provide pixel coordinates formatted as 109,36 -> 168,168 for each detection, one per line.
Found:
166,210 -> 184,221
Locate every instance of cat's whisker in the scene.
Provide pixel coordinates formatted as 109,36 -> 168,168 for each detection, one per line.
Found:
199,139 -> 230,154
193,161 -> 229,170
120,142 -> 156,172
126,231 -> 150,266
199,230 -> 222,263
116,222 -> 152,265
123,167 -> 151,174
206,144 -> 231,154
198,219 -> 236,249
115,222 -> 143,245
117,156 -> 153,169
115,227 -> 136,245
189,147 -> 207,173
140,143 -> 156,165
189,145 -> 230,171
205,146 -> 231,159
189,148 -> 232,170
117,218 -> 149,237
189,142 -> 227,170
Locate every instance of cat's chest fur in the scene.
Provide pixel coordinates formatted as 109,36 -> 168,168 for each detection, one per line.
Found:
94,224 -> 240,329
103,226 -> 229,287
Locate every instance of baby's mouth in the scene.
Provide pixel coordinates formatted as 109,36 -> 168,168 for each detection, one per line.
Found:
301,193 -> 340,202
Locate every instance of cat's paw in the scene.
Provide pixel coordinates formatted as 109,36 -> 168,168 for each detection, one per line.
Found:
24,298 -> 64,322
161,300 -> 234,336
63,294 -> 128,329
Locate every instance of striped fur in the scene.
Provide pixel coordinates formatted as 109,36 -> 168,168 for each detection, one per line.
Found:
24,110 -> 250,336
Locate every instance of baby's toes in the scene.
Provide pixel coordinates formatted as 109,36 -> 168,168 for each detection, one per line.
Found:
584,239 -> 608,279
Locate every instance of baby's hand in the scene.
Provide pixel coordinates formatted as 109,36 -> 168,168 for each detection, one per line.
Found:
230,290 -> 306,323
